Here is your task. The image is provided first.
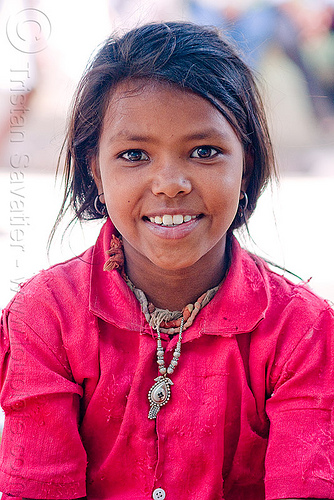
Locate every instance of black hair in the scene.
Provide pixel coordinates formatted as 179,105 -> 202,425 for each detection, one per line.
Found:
53,21 -> 276,237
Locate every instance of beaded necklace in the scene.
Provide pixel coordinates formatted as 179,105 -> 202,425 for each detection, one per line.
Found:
104,234 -> 225,419
125,277 -> 220,418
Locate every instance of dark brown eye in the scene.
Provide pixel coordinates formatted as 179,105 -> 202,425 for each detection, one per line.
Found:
120,150 -> 149,161
190,146 -> 219,159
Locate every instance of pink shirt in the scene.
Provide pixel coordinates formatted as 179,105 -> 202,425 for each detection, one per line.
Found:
0,219 -> 333,500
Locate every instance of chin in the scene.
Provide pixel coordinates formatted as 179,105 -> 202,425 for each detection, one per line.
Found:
149,254 -> 201,272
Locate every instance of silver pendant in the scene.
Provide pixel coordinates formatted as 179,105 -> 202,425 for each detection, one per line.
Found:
148,376 -> 174,419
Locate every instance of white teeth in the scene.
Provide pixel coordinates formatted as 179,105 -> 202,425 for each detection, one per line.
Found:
162,215 -> 173,225
149,216 -> 162,224
172,214 -> 184,225
149,214 -> 197,226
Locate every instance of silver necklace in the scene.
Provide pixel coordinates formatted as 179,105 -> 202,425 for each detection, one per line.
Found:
148,317 -> 184,419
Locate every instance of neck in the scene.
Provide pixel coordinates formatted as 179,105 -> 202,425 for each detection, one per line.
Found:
123,238 -> 229,311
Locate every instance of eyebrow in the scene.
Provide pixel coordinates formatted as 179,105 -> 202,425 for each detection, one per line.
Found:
181,129 -> 232,141
106,131 -> 154,143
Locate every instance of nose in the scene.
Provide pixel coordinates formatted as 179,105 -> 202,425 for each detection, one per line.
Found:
151,160 -> 192,198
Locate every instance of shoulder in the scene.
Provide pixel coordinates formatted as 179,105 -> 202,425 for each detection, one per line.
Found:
4,219 -> 114,318
243,247 -> 333,322
1,246 -> 100,382
214,237 -> 332,337
7,246 -> 94,311
234,242 -> 334,353
232,248 -> 334,402
1,246 -> 95,349
240,249 -> 334,377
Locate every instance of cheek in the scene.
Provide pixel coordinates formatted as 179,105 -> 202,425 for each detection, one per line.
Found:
106,197 -> 131,221
211,175 -> 242,210
101,170 -> 133,208
103,188 -> 138,236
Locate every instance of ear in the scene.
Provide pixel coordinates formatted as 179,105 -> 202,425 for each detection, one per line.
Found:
241,146 -> 254,193
90,156 -> 105,204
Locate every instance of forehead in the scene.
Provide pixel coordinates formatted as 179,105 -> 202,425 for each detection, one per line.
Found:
101,79 -> 240,141
104,80 -> 206,118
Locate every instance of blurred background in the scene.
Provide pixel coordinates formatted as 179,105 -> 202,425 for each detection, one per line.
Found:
1,0 -> 334,314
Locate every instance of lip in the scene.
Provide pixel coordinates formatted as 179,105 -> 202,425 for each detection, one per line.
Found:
142,214 -> 203,240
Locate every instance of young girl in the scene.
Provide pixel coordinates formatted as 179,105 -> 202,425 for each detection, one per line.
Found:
0,22 -> 333,500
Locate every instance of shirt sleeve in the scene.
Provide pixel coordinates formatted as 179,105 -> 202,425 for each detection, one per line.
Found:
265,305 -> 334,500
0,301 -> 87,499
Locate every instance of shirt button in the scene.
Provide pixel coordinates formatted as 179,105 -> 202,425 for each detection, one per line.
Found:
152,487 -> 166,500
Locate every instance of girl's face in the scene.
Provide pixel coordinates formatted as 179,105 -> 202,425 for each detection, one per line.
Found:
92,81 -> 247,274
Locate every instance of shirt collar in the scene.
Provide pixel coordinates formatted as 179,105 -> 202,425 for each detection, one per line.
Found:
89,219 -> 269,336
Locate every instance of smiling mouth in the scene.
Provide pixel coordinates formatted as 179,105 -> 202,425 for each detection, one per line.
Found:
144,214 -> 201,227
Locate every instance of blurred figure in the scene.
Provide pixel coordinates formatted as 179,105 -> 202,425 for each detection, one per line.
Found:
300,0 -> 334,123
108,0 -> 185,30
188,0 -> 334,128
